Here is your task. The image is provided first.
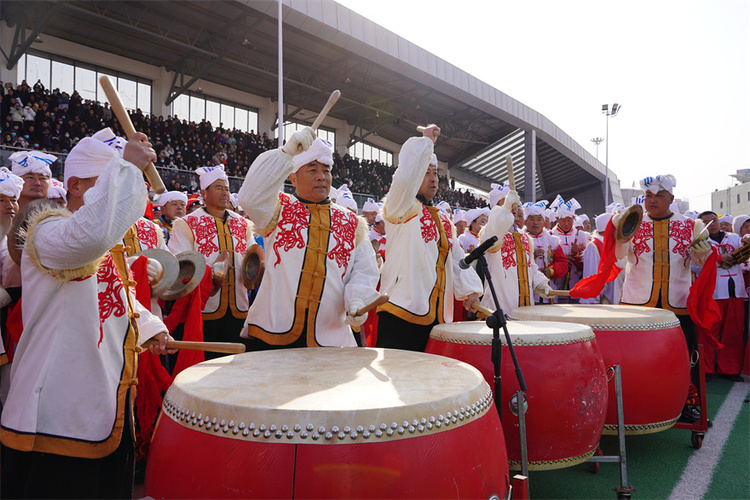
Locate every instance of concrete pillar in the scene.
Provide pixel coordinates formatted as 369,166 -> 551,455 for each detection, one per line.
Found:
524,129 -> 537,202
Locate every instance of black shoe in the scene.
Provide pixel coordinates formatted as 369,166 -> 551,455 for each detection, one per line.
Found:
707,419 -> 713,428
679,406 -> 701,423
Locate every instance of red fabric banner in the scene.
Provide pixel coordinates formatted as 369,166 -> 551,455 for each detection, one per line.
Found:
570,219 -> 622,299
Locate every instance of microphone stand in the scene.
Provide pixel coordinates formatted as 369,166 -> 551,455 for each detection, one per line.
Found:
476,254 -> 527,422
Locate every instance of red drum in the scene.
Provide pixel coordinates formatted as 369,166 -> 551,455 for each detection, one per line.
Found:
426,321 -> 607,470
145,348 -> 509,499
509,304 -> 690,435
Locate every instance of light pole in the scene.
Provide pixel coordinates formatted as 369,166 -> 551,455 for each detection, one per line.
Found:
591,137 -> 604,160
602,103 -> 621,205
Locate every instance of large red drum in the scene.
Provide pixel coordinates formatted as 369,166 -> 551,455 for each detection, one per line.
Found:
426,321 -> 607,470
145,348 -> 509,499
509,304 -> 690,435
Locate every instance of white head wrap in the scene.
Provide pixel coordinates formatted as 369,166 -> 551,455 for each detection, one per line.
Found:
9,151 -> 55,178
64,137 -> 120,188
230,193 -> 239,210
732,215 -> 750,235
375,214 -> 384,224
196,165 -> 228,190
429,154 -> 438,167
465,207 -> 490,226
574,216 -> 584,228
606,202 -> 625,214
158,191 -> 188,207
556,198 -> 581,219
579,214 -> 590,223
436,201 -> 451,214
293,138 -> 334,173
47,178 -> 66,200
595,212 -> 614,233
452,209 -> 467,225
719,214 -> 734,225
329,186 -> 338,202
640,174 -> 676,194
336,186 -> 358,212
91,127 -> 127,157
546,208 -> 557,222
489,181 -> 511,208
362,198 -> 379,212
684,210 -> 700,220
0,167 -> 25,198
549,194 -> 564,210
523,200 -> 548,218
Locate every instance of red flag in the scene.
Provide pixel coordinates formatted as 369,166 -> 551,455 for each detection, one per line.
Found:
4,299 -> 22,362
570,219 -> 622,299
687,248 -> 723,349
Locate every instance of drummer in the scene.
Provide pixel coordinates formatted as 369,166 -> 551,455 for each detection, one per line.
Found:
479,188 -> 553,315
376,125 -> 482,351
550,197 -> 591,302
616,174 -> 713,423
238,129 -> 380,349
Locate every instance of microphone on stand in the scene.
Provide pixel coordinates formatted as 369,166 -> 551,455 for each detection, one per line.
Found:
459,236 -> 499,270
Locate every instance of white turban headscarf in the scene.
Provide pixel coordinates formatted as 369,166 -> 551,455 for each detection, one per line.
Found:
489,181 -> 510,208
47,178 -> 67,200
293,138 -> 334,173
9,151 -> 55,178
64,137 -> 120,188
196,165 -> 228,190
91,128 -> 127,157
158,191 -> 188,207
640,174 -> 676,194
523,200 -> 549,218
0,167 -> 25,198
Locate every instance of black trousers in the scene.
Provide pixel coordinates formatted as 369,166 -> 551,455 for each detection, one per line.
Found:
376,311 -> 438,352
1,393 -> 136,499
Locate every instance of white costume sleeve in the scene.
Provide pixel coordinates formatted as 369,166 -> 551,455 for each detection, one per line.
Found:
168,218 -> 195,255
481,205 -> 515,249
450,226 -> 483,300
32,157 -> 147,271
238,149 -> 294,230
579,241 -> 602,304
135,298 -> 167,345
344,221 -> 381,314
384,137 -> 434,220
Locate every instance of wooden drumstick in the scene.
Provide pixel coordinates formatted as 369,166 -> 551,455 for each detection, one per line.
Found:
354,294 -> 389,317
505,154 -> 515,191
98,76 -> 166,194
548,290 -> 571,297
310,89 -> 341,130
416,125 -> 441,138
143,339 -> 246,354
471,301 -> 493,318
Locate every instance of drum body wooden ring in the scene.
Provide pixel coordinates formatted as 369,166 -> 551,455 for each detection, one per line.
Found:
509,304 -> 690,434
426,321 -> 607,470
145,348 -> 509,499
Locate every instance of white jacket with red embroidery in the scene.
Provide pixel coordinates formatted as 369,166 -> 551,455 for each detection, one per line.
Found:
169,208 -> 253,319
704,232 -> 747,300
0,155 -> 166,459
378,137 -> 483,325
620,212 -> 707,314
550,226 -> 590,289
239,149 -> 380,347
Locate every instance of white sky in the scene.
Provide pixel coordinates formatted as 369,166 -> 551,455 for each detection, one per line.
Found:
335,0 -> 750,212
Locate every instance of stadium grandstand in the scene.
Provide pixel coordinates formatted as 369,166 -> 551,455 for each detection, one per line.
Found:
0,0 -> 622,214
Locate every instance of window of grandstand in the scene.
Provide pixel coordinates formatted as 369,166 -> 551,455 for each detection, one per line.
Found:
17,52 -> 152,113
170,93 -> 259,133
350,140 -> 393,166
281,121 -> 335,148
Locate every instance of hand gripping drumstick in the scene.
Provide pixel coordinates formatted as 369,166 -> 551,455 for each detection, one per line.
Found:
416,125 -> 441,138
143,339 -> 246,354
354,294 -> 389,317
99,76 -> 166,194
505,154 -> 519,211
470,301 -> 493,318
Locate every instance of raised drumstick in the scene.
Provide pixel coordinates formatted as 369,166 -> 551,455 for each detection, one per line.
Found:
311,89 -> 341,130
416,125 -> 441,138
99,76 -> 166,194
355,294 -> 389,317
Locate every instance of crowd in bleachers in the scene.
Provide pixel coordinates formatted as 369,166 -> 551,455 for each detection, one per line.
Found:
1,79 -> 485,207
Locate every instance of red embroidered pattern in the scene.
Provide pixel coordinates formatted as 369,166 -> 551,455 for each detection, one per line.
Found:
632,222 -> 654,260
136,218 -> 158,250
501,233 -> 517,269
521,234 -> 532,267
273,194 -> 309,267
420,206 -> 438,243
97,254 -> 126,347
186,215 -> 219,256
669,219 -> 694,257
440,213 -> 453,251
228,217 -> 249,255
328,208 -> 358,274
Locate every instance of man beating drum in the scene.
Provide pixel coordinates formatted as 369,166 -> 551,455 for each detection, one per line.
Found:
615,174 -> 713,423
238,128 -> 380,349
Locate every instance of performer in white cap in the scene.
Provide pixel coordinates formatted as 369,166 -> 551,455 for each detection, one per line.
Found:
459,207 -> 490,252
154,190 -> 188,244
169,164 -> 253,357
335,184 -> 359,214
9,150 -> 55,211
369,211 -> 386,261
579,211 -> 622,304
46,178 -> 66,207
362,197 -> 380,226
524,201 -> 567,303
239,130 -> 379,349
453,209 -> 468,236
694,210 -> 746,380
617,174 -> 713,423
0,168 -> 23,377
479,189 -> 553,314
718,214 -> 734,233
376,125 -> 482,351
550,197 -> 590,301
0,132 -> 172,499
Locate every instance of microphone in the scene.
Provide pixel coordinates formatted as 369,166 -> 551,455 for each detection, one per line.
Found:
459,236 -> 499,269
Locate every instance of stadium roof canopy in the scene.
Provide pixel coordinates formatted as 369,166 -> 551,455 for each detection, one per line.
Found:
0,0 -> 621,208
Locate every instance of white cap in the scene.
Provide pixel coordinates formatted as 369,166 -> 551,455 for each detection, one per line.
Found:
719,214 -> 733,225
556,198 -> 581,219
684,210 -> 700,220
337,189 -> 358,212
489,182 -> 510,208
230,193 -> 239,210
46,178 -> 66,200
293,138 -> 334,173
579,214 -> 589,223
196,165 -> 228,190
641,174 -> 676,194
9,151 -> 55,178
452,209 -> 467,224
436,201 -> 451,214
158,191 -> 188,206
574,216 -> 584,228
732,215 -> 750,234
0,167 -> 25,198
465,207 -> 490,225
91,127 -> 126,157
429,154 -> 438,166
595,212 -> 613,233
64,137 -> 120,188
362,198 -> 379,212
524,200 -> 548,218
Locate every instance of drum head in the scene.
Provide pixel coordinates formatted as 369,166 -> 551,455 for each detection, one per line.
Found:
509,304 -> 680,331
430,320 -> 595,347
162,348 -> 493,444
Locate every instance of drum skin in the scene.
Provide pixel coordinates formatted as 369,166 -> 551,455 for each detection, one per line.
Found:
509,304 -> 690,434
145,348 -> 509,499
426,321 -> 607,470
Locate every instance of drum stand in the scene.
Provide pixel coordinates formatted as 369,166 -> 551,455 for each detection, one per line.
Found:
477,255 -> 529,475
672,343 -> 709,449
